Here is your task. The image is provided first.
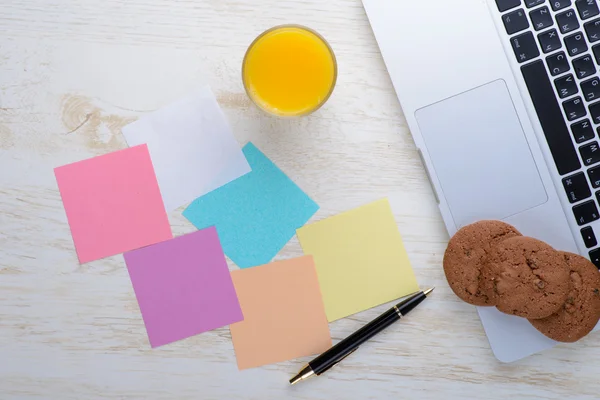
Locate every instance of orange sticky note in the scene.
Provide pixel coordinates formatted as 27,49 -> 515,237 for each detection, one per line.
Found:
229,256 -> 332,370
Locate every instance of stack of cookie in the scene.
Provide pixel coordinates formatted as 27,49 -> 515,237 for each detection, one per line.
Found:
443,220 -> 600,343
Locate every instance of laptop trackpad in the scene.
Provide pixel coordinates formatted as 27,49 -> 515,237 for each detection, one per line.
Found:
415,80 -> 548,228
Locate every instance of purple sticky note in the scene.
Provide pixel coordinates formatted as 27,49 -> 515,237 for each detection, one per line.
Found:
124,227 -> 243,347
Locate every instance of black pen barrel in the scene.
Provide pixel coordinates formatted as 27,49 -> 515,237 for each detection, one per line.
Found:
309,291 -> 427,375
290,289 -> 433,385
397,291 -> 426,315
309,307 -> 399,374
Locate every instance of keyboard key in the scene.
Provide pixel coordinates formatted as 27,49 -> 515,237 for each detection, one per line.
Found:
594,44 -> 600,64
590,100 -> 600,123
589,248 -> 600,268
497,0 -> 522,11
582,77 -> 600,101
503,9 -> 530,34
580,141 -> 600,165
555,74 -> 579,98
564,96 -> 586,120
526,0 -> 546,6
573,55 -> 596,79
565,32 -> 588,56
589,164 -> 600,187
572,119 -> 595,142
531,6 -> 554,30
576,0 -> 600,19
563,172 -> 592,202
573,199 -> 600,225
521,60 -> 581,175
539,29 -> 562,52
511,32 -> 541,62
547,51 -> 570,75
557,9 -> 581,33
581,226 -> 598,247
551,0 -> 572,10
585,18 -> 600,41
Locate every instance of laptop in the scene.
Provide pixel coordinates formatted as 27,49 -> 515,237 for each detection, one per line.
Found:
362,0 -> 600,362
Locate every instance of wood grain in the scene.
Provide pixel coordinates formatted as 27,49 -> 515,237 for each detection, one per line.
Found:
2,1 -> 600,399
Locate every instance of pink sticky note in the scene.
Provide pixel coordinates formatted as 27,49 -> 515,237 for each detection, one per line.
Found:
54,144 -> 172,263
123,227 -> 243,347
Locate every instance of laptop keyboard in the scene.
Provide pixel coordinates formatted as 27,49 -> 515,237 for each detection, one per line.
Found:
496,0 -> 600,266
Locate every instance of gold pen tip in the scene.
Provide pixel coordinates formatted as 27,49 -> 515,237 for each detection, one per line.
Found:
423,287 -> 435,296
289,375 -> 302,385
289,365 -> 315,385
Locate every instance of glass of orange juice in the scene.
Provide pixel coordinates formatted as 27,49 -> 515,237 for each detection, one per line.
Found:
242,25 -> 337,117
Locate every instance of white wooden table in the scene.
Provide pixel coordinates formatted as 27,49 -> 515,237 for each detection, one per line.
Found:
2,1 -> 600,399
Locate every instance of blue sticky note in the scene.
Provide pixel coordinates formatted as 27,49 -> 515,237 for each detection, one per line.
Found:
183,142 -> 319,269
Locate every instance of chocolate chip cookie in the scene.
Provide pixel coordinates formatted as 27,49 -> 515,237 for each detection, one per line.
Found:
487,236 -> 570,319
529,252 -> 600,342
443,220 -> 522,306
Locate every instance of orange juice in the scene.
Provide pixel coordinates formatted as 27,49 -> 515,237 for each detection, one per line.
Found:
242,25 -> 337,117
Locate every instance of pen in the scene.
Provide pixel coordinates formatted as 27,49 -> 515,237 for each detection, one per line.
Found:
289,287 -> 434,385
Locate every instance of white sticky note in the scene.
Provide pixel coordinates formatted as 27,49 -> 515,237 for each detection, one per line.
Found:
122,86 -> 251,211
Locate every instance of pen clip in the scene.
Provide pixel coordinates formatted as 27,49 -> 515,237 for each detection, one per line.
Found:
318,347 -> 358,375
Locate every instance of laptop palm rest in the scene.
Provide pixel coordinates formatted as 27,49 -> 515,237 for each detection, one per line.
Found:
415,79 -> 548,228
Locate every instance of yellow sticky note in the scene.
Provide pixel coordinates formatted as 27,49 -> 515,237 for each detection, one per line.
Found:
297,199 -> 419,321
